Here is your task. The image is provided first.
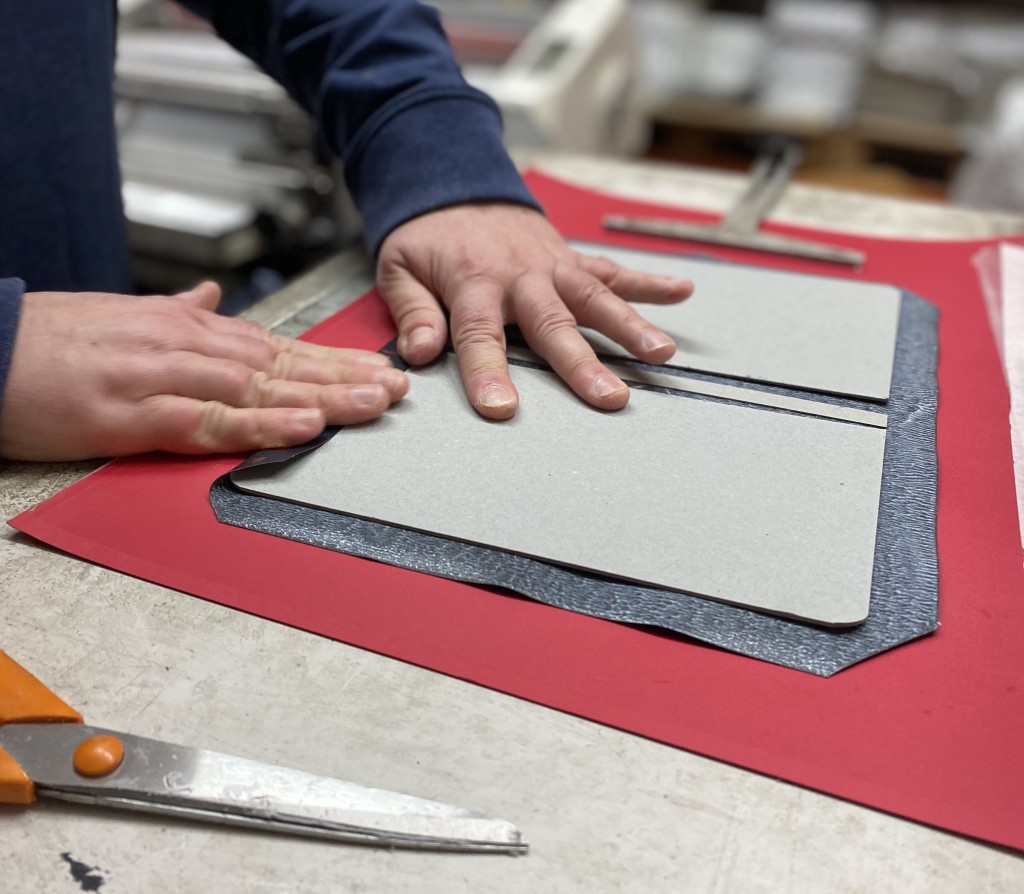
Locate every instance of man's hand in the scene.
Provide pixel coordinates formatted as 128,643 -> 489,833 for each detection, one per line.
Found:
376,203 -> 693,419
0,282 -> 407,461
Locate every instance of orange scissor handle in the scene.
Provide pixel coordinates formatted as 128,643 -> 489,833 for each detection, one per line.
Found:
0,651 -> 82,725
0,650 -> 82,804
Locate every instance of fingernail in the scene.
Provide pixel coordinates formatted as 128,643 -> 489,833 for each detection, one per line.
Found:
594,375 -> 625,399
478,384 -> 515,411
352,384 -> 385,407
641,329 -> 674,353
408,327 -> 435,352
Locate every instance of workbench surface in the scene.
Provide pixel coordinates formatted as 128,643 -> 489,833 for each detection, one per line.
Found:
4,152 -> 1023,894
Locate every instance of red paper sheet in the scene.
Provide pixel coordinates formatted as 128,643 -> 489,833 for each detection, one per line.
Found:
11,171 -> 1024,851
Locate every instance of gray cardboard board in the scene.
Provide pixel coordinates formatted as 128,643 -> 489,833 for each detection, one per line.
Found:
233,357 -> 887,627
570,242 -> 901,400
213,289 -> 939,677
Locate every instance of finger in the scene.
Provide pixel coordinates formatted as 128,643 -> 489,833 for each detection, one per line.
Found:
175,280 -> 223,311
139,323 -> 403,391
238,379 -> 395,425
376,272 -> 449,366
246,380 -> 399,424
193,311 -> 391,366
143,398 -> 330,454
554,266 -> 676,365
447,281 -> 519,419
268,349 -> 408,395
514,276 -> 630,411
577,255 -> 694,305
266,334 -> 393,368
101,345 -> 401,409
172,299 -> 395,372
118,353 -> 408,408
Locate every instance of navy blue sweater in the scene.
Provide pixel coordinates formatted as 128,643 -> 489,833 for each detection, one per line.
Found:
0,1 -> 538,435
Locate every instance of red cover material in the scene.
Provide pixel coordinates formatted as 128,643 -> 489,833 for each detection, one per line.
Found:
11,171 -> 1024,850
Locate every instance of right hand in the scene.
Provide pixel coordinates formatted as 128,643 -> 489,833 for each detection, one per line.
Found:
0,282 -> 407,461
377,202 -> 692,420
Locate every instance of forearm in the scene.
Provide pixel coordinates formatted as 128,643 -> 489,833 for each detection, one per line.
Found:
180,0 -> 540,253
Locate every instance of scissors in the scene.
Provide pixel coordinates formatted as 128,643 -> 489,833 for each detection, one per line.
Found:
0,650 -> 526,854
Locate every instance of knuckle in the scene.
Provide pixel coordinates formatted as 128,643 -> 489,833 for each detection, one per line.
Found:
246,370 -> 273,408
528,304 -> 577,345
269,348 -> 297,380
449,249 -> 494,283
141,301 -> 195,339
101,351 -> 176,399
191,400 -> 232,451
242,338 -> 278,372
584,256 -> 621,284
198,361 -> 260,407
392,302 -> 438,333
130,322 -> 178,354
570,277 -> 614,315
451,314 -> 505,354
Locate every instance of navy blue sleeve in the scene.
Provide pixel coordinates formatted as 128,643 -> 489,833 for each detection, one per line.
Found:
180,0 -> 542,255
0,278 -> 26,438
0,5 -> 129,293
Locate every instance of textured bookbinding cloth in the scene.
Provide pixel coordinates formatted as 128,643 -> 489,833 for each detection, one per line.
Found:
211,281 -> 938,677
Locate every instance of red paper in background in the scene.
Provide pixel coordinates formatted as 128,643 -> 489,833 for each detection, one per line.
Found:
11,171 -> 1024,850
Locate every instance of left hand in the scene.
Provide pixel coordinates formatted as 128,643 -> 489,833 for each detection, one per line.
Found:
376,203 -> 693,419
0,282 -> 408,461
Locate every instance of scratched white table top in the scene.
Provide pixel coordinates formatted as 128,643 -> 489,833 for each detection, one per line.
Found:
4,152 -> 1023,893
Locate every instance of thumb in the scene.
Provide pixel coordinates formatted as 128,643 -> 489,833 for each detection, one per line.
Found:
377,271 -> 449,367
176,280 -> 223,312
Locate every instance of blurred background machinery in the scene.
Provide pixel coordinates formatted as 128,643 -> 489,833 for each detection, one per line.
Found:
114,0 -> 1024,302
635,0 -> 1024,201
115,0 -> 642,302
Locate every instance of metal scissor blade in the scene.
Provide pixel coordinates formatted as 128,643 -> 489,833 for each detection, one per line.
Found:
1,723 -> 526,854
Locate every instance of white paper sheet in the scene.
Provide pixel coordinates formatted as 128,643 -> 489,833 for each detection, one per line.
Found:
1005,247 -> 1024,555
974,242 -> 1024,555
